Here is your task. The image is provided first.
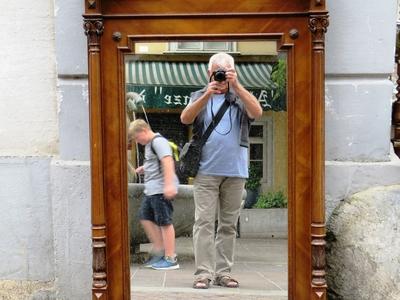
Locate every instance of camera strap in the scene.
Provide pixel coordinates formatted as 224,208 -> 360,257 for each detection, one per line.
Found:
199,96 -> 230,147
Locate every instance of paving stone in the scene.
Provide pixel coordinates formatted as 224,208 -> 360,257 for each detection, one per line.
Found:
131,237 -> 288,299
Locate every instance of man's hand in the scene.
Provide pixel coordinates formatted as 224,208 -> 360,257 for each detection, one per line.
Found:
163,183 -> 177,200
225,67 -> 238,88
135,166 -> 144,174
224,65 -> 263,119
206,80 -> 227,95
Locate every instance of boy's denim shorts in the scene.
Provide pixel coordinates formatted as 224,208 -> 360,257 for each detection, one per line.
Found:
139,194 -> 174,226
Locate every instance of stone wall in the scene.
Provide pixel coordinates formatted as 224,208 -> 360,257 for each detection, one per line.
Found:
0,1 -> 92,299
325,3 -> 400,297
0,1 -> 59,298
325,0 -> 400,218
52,0 -> 92,299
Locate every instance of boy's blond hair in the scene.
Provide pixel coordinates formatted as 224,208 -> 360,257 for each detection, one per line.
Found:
128,119 -> 150,138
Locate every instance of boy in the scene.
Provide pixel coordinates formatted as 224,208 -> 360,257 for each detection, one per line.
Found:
128,119 -> 179,270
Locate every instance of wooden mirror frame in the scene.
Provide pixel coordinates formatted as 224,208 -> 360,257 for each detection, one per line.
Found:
83,1 -> 329,299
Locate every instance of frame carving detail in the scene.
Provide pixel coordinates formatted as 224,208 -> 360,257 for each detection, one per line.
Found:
309,15 -> 329,50
88,0 -> 97,9
84,19 -> 104,51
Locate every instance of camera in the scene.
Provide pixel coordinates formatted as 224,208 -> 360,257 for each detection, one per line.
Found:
212,68 -> 226,82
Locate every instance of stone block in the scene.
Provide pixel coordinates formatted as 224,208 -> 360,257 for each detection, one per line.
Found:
325,160 -> 400,219
326,185 -> 400,300
54,0 -> 87,75
50,160 -> 91,300
325,78 -> 393,161
0,157 -> 54,281
58,82 -> 90,161
239,208 -> 288,239
326,0 -> 397,74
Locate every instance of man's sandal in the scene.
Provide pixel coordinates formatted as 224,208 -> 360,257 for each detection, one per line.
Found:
193,278 -> 211,289
214,275 -> 239,288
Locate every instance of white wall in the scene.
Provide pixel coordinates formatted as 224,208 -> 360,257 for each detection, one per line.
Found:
0,1 -> 58,156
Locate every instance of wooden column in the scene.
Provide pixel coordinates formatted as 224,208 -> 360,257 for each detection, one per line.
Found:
309,13 -> 329,300
84,17 -> 108,300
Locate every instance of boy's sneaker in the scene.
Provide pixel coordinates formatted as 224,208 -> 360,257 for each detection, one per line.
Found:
151,256 -> 180,270
142,255 -> 163,268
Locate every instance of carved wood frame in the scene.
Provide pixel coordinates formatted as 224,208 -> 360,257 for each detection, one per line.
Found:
83,1 -> 329,299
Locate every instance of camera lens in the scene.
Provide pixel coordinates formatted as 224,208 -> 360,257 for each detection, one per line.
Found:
213,69 -> 226,82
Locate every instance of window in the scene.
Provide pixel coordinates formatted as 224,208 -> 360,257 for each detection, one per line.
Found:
169,41 -> 236,53
248,118 -> 273,190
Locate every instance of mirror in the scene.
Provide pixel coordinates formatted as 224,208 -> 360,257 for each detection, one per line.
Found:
126,40 -> 288,298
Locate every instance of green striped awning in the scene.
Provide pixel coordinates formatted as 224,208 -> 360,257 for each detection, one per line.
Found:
125,60 -> 286,111
125,61 -> 276,89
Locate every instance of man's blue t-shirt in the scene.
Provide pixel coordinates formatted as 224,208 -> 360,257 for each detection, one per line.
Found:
196,94 -> 248,178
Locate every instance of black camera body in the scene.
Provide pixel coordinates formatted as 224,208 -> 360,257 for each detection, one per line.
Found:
212,68 -> 226,82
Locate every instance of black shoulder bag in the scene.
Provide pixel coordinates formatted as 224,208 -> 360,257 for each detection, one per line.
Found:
179,98 -> 230,178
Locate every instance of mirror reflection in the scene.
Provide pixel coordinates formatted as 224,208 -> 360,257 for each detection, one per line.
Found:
126,40 -> 288,298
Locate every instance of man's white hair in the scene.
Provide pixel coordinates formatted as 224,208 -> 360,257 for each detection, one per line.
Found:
208,52 -> 235,70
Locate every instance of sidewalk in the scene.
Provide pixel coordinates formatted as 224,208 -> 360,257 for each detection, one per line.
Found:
130,237 -> 288,300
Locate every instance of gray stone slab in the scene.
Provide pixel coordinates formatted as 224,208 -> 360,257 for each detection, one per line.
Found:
58,82 -> 90,161
325,160 -> 400,218
240,209 -> 287,239
326,0 -> 397,74
55,0 -> 87,75
325,78 -> 393,161
131,237 -> 288,299
0,157 -> 54,281
50,160 -> 91,300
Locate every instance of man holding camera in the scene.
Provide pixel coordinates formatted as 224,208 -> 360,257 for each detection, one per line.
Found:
180,52 -> 262,289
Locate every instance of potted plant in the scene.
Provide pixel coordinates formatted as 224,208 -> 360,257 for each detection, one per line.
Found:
253,190 -> 287,209
244,163 -> 262,208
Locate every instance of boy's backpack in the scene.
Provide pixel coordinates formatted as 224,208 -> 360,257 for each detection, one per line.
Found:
150,134 -> 185,182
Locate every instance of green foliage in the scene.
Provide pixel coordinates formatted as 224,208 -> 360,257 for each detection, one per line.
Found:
270,59 -> 287,102
245,164 -> 262,191
254,190 -> 287,209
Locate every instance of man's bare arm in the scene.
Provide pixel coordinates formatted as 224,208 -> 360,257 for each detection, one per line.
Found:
225,67 -> 263,120
180,92 -> 210,124
234,83 -> 263,120
161,156 -> 177,199
180,81 -> 227,124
